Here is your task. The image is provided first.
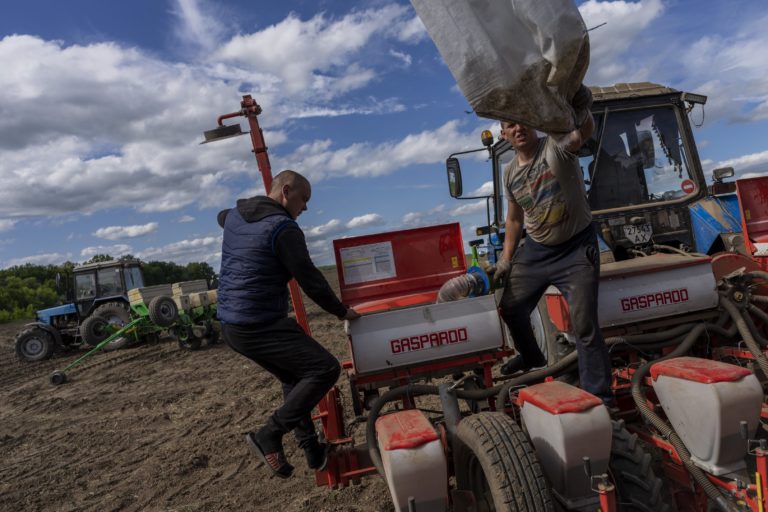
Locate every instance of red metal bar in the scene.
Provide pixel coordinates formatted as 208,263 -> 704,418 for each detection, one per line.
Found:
757,449 -> 768,511
597,482 -> 617,512
239,94 -> 311,334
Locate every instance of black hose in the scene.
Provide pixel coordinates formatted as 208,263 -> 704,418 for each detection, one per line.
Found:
629,324 -> 739,512
746,271 -> 768,282
720,297 -> 768,377
745,306 -> 768,347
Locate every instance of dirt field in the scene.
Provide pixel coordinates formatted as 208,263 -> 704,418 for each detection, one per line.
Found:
0,270 -> 393,512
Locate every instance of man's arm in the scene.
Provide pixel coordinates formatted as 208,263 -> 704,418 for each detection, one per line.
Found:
563,83 -> 595,153
274,224 -> 352,319
502,198 -> 525,261
563,112 -> 594,154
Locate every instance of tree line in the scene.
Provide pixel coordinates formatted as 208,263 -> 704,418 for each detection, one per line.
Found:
0,254 -> 216,324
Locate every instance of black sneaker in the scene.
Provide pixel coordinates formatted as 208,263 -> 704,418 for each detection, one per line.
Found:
304,441 -> 329,471
245,431 -> 294,479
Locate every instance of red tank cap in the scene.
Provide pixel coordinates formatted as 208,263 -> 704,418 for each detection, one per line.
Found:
518,381 -> 602,414
651,357 -> 753,383
375,410 -> 439,451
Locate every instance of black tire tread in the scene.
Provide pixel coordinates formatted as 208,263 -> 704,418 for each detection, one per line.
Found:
91,302 -> 131,351
455,412 -> 554,511
611,420 -> 671,512
148,295 -> 178,328
15,327 -> 55,362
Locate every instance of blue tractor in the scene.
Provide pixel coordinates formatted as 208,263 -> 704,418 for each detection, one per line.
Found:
14,259 -> 145,362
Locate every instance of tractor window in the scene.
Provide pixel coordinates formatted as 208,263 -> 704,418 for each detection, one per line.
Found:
125,266 -> 144,290
98,268 -> 123,296
75,273 -> 96,300
588,106 -> 695,211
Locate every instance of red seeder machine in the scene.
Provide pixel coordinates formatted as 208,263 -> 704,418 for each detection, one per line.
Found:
209,86 -> 768,512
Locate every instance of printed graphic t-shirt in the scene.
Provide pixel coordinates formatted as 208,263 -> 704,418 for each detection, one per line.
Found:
503,137 -> 592,246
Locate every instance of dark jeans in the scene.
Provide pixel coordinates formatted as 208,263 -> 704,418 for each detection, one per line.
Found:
222,317 -> 341,448
499,224 -> 612,402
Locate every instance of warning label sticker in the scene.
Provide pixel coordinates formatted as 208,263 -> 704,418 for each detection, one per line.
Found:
340,242 -> 396,284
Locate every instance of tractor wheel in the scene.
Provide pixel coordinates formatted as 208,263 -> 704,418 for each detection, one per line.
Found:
609,420 -> 672,512
15,327 -> 55,362
50,371 -> 67,386
80,314 -> 110,347
454,412 -> 554,512
176,326 -> 203,350
530,297 -> 567,365
91,302 -> 132,351
148,296 -> 178,328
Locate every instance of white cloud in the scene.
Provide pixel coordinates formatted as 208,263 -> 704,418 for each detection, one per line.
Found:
137,235 -> 221,265
469,181 -> 494,197
451,200 -> 487,216
93,222 -> 159,241
80,244 -> 133,258
214,5 -> 411,98
396,15 -> 427,43
172,0 -> 227,55
305,219 -> 345,241
178,215 -> 195,223
579,0 -> 664,85
346,213 -> 386,229
705,150 -> 768,178
0,219 -> 16,232
276,120 -> 479,183
389,49 -> 412,67
401,204 -> 448,227
4,252 -> 72,268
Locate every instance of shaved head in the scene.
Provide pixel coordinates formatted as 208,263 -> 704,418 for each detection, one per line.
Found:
270,170 -> 309,195
269,170 -> 312,219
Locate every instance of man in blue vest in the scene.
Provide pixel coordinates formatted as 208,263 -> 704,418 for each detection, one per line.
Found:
217,170 -> 360,479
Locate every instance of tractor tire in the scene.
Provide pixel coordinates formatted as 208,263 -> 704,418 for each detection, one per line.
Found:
80,315 -> 110,347
15,327 -> 55,362
91,302 -> 131,351
610,420 -> 672,512
176,326 -> 203,350
454,412 -> 554,512
530,297 -> 567,365
148,295 -> 178,328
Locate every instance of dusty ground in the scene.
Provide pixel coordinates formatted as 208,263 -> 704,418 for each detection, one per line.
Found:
0,270 -> 393,512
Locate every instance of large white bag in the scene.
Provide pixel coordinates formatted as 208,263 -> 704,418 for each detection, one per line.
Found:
411,0 -> 589,134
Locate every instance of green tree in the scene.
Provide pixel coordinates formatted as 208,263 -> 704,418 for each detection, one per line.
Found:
84,254 -> 114,264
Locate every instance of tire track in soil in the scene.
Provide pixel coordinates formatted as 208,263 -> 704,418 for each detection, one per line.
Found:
0,274 -> 393,512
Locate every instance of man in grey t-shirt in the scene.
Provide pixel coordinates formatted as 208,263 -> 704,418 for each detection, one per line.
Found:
494,85 -> 612,404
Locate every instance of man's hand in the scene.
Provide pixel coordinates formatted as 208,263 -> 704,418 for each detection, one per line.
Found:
342,308 -> 361,320
571,83 -> 593,128
490,258 -> 512,288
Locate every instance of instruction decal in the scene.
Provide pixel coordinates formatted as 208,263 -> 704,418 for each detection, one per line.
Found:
340,241 -> 396,284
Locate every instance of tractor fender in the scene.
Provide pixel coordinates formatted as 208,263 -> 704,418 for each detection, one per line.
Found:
23,322 -> 63,348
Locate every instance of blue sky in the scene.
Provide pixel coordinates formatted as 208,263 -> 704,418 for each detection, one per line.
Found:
1,0 -> 768,270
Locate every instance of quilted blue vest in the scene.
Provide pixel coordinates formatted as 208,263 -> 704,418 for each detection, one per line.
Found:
217,207 -> 295,325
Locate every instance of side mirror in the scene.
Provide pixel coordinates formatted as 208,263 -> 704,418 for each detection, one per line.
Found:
713,166 -> 735,183
446,157 -> 463,198
636,130 -> 655,169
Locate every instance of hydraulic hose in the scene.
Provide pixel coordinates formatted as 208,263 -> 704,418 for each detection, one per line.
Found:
745,305 -> 768,347
720,297 -> 768,377
630,324 -> 740,512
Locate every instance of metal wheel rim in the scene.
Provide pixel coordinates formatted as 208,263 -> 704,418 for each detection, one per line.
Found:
529,305 -> 549,361
21,336 -> 45,357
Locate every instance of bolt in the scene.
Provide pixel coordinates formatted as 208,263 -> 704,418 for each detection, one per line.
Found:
733,291 -> 745,302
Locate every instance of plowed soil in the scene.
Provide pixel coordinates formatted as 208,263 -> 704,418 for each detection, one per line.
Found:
0,271 -> 392,512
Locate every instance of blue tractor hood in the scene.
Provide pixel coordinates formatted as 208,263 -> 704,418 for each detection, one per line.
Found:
37,303 -> 77,325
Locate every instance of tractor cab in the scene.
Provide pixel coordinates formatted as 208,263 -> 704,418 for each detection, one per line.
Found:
71,259 -> 144,318
445,82 -> 742,263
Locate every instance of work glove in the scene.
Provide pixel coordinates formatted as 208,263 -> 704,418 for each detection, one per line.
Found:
489,258 -> 512,288
571,83 -> 593,129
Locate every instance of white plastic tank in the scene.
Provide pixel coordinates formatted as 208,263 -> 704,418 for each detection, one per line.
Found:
652,357 -> 763,475
376,410 -> 448,512
519,381 -> 612,506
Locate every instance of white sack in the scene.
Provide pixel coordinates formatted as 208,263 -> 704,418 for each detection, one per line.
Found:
411,0 -> 589,134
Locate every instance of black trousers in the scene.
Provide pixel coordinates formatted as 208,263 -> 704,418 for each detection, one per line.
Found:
499,224 -> 612,403
222,317 -> 341,448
